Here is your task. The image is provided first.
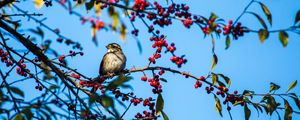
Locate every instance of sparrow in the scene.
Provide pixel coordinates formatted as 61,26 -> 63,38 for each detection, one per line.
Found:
99,43 -> 126,77
90,43 -> 126,93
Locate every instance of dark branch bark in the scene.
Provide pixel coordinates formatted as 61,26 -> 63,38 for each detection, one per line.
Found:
0,0 -> 15,8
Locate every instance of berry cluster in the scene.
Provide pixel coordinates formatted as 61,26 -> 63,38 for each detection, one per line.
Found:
79,78 -> 106,93
131,98 -> 142,106
58,51 -> 84,63
200,17 -> 223,35
81,17 -> 105,31
182,17 -> 193,28
215,86 -> 229,97
131,29 -> 139,36
58,55 -> 65,63
81,110 -> 99,119
223,93 -> 244,110
194,80 -> 202,88
223,21 -> 245,39
133,0 -> 150,11
149,35 -> 187,67
0,48 -> 13,67
135,97 -> 156,119
170,55 -> 187,68
141,74 -> 163,94
16,60 -> 29,77
35,84 -> 43,91
71,73 -> 81,79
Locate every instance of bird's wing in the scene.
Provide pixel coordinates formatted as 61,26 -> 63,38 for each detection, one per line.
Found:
99,53 -> 108,76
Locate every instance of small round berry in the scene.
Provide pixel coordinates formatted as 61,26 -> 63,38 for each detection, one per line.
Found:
199,76 -> 206,81
141,76 -> 147,81
234,90 -> 238,94
227,106 -> 231,111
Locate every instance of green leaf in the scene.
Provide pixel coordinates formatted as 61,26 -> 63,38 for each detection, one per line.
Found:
212,74 -> 218,86
295,10 -> 300,24
161,111 -> 169,120
267,96 -> 277,115
89,94 -> 97,106
244,104 -> 251,120
279,31 -> 289,47
284,99 -> 293,120
233,100 -> 243,106
269,82 -> 280,93
225,36 -> 230,49
290,96 -> 300,110
287,80 -> 297,92
210,54 -> 218,70
10,87 -> 24,97
218,74 -> 231,87
49,85 -> 59,90
209,13 -> 218,21
262,104 -> 269,114
248,12 -> 268,30
156,94 -> 164,116
23,107 -> 33,120
106,74 -> 132,90
214,95 -> 223,117
101,95 -> 113,109
159,78 -> 168,83
85,0 -> 95,11
253,103 -> 263,113
258,29 -> 269,43
259,2 -> 272,25
14,113 -> 23,120
243,90 -> 254,96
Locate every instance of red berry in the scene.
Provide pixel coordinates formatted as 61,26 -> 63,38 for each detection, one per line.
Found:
194,84 -> 199,88
21,64 -> 26,68
79,80 -> 86,85
16,67 -> 21,72
199,76 -> 206,81
141,76 -> 147,81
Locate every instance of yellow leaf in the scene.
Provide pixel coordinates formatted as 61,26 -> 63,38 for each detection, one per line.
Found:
212,74 -> 218,85
91,26 -> 98,46
119,23 -> 127,41
112,13 -> 119,32
95,3 -> 102,16
287,80 -> 297,93
210,54 -> 218,70
214,95 -> 223,117
33,0 -> 44,9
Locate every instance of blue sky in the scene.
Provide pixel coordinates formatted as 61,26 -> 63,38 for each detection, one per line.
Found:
2,0 -> 300,119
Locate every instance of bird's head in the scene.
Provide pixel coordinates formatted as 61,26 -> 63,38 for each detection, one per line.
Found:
106,43 -> 122,52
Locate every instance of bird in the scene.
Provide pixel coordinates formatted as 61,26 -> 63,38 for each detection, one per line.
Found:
90,43 -> 126,93
99,43 -> 126,77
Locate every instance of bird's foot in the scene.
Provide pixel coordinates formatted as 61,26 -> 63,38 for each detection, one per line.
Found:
107,72 -> 115,78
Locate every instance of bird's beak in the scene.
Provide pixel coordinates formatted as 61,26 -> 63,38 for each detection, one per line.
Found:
106,45 -> 109,49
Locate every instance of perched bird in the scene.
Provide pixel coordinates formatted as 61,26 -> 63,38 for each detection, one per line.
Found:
99,43 -> 126,77
90,43 -> 126,93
